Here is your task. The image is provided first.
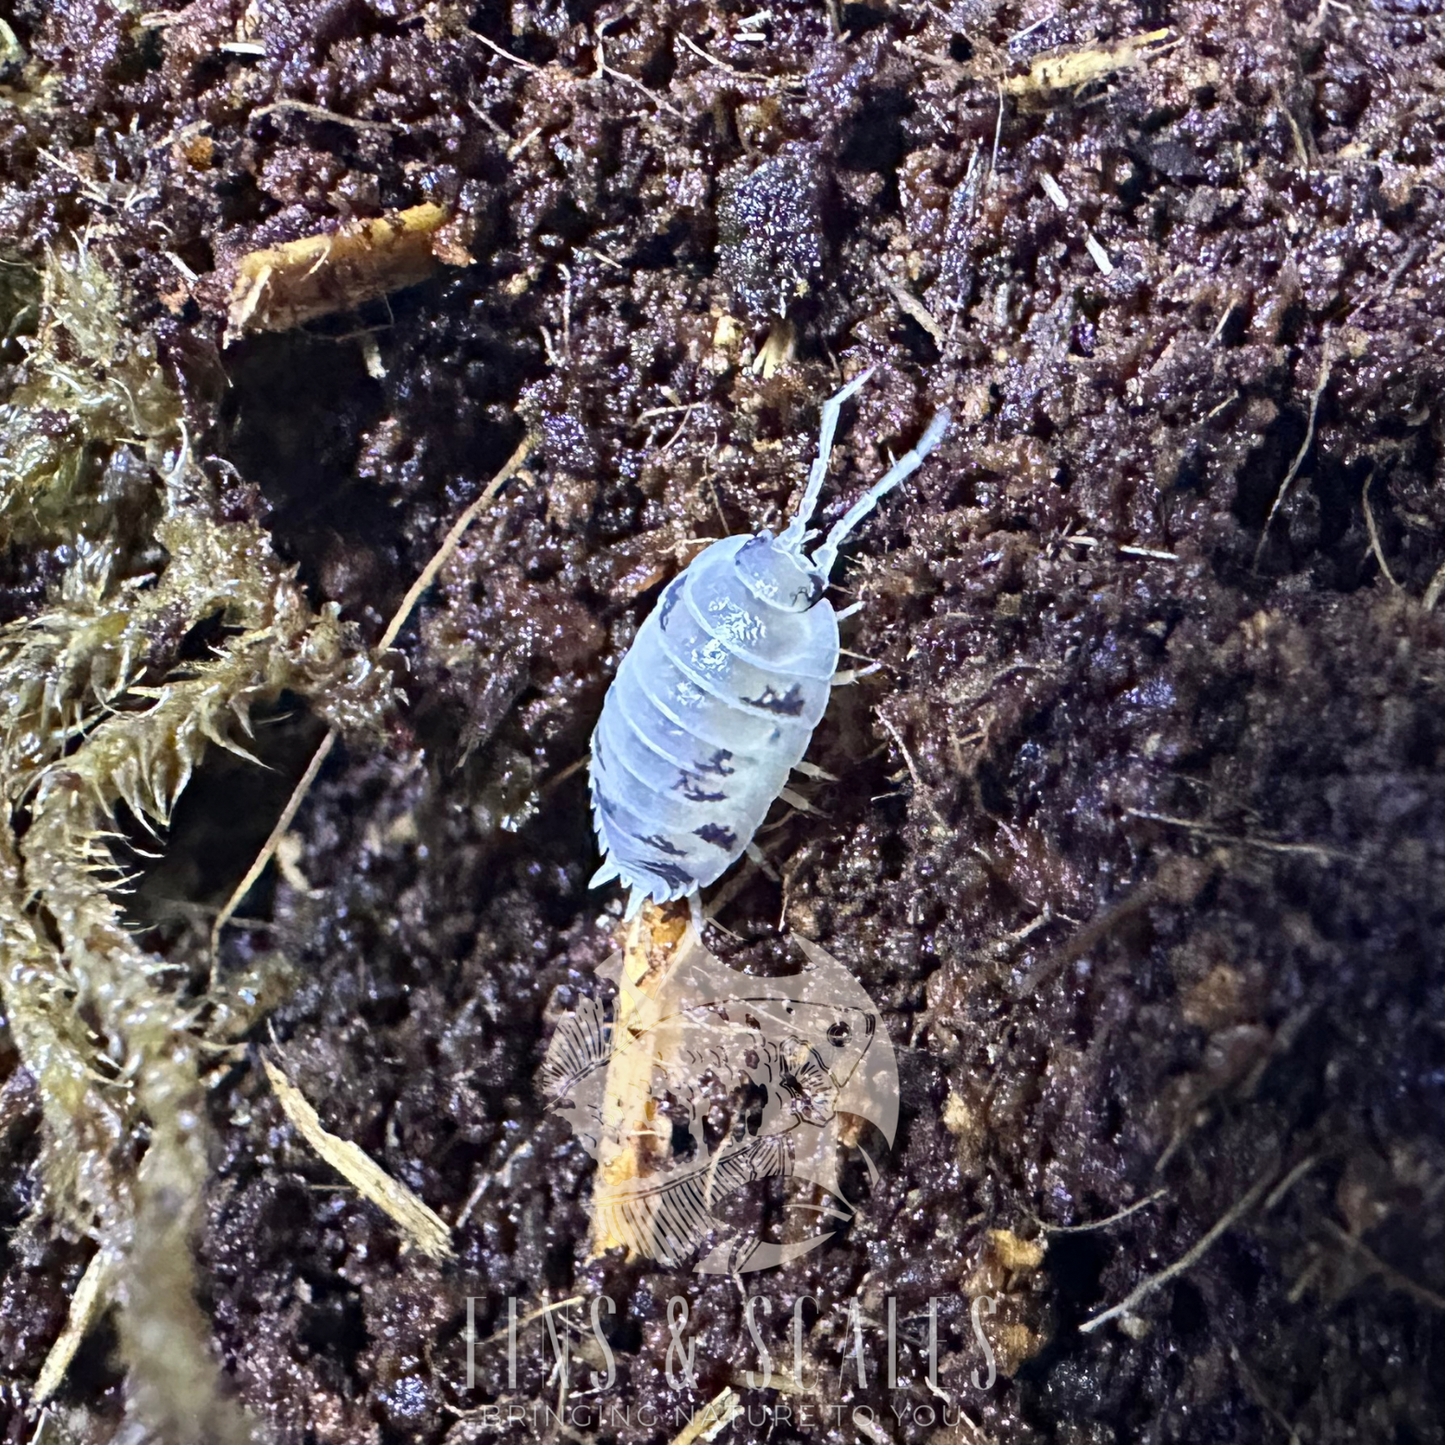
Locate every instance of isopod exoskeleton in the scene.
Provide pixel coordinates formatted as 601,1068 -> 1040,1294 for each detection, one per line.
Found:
589,368 -> 950,920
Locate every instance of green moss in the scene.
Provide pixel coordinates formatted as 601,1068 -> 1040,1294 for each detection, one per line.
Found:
0,243 -> 393,1437
0,241 -> 180,550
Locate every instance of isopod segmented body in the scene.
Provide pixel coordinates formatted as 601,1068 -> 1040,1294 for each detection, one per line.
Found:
589,368 -> 950,919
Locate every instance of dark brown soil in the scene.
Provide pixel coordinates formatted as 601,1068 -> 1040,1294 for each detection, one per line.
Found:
2,0 -> 1444,1442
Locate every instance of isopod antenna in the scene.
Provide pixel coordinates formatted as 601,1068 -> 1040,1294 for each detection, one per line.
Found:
776,365 -> 877,554
810,407 -> 952,578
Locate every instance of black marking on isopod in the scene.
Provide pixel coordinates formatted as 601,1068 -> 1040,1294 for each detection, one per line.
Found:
677,773 -> 727,803
649,860 -> 696,889
741,682 -> 807,717
789,573 -> 825,608
694,822 -> 738,851
695,748 -> 735,776
640,833 -> 687,857
658,578 -> 685,628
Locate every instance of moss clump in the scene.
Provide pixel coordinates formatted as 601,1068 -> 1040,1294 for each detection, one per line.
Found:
0,240 -> 181,551
0,244 -> 394,1440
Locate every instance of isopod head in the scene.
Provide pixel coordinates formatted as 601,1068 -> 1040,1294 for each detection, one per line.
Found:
735,532 -> 827,613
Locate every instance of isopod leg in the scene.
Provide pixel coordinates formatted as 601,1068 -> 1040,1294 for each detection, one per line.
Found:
811,407 -> 951,577
792,760 -> 838,781
744,840 -> 780,880
776,365 -> 877,551
777,787 -> 820,815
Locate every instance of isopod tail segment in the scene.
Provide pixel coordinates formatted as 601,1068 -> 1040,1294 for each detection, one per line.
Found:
588,366 -> 951,925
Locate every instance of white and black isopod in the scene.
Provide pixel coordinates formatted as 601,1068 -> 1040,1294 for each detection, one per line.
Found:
588,368 -> 950,921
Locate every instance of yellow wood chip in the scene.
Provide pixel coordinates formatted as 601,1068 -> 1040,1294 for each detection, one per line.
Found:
988,1226 -> 1047,1272
589,904 -> 691,1259
262,1054 -> 454,1261
34,1247 -> 115,1404
226,202 -> 465,341
669,1387 -> 743,1445
1003,29 -> 1172,98
1084,230 -> 1116,275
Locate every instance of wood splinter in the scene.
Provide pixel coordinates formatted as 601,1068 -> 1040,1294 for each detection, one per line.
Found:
589,904 -> 693,1260
1003,28 -> 1174,103
225,201 -> 470,342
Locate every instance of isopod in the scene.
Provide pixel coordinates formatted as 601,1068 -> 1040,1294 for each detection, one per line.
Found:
589,368 -> 950,920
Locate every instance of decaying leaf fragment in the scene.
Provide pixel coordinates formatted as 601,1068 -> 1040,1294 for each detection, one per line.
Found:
226,201 -> 469,341
263,1055 -> 456,1261
543,909 -> 899,1274
1003,28 -> 1173,101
